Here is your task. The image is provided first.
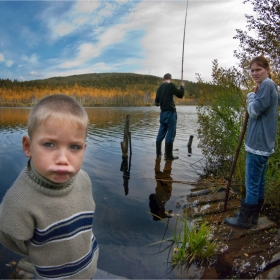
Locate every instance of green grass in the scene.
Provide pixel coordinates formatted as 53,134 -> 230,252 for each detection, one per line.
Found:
147,212 -> 218,273
170,215 -> 217,270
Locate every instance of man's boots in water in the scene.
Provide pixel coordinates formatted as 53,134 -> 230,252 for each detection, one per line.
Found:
165,143 -> 179,160
156,142 -> 162,158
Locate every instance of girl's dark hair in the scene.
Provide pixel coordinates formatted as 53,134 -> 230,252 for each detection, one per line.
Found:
250,56 -> 271,78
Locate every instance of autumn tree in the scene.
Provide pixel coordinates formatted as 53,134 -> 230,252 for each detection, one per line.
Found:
234,0 -> 280,79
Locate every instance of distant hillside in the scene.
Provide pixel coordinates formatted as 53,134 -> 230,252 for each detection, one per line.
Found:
23,72 -> 201,96
37,72 -> 161,88
0,73 -> 209,107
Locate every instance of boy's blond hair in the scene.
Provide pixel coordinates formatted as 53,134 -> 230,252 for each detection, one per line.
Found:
28,94 -> 89,139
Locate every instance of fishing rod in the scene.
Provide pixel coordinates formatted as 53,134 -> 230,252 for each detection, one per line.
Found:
181,0 -> 189,82
224,110 -> 249,211
224,83 -> 258,211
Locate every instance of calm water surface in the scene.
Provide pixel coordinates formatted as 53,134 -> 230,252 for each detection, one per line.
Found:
0,106 -> 203,279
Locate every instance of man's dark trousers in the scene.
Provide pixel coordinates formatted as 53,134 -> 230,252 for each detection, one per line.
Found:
156,111 -> 177,144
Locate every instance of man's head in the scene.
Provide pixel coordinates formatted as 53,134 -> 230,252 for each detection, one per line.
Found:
163,73 -> 172,81
22,94 -> 89,183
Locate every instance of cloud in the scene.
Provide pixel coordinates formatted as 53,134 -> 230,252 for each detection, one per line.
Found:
74,1 -> 100,14
22,54 -> 39,65
5,60 -> 13,67
43,1 -> 101,41
73,16 -> 88,26
59,23 -> 128,69
18,76 -> 26,82
20,26 -> 40,48
98,2 -> 114,17
59,43 -> 99,69
0,52 -> 13,67
99,25 -> 127,46
55,22 -> 76,37
28,71 -> 43,77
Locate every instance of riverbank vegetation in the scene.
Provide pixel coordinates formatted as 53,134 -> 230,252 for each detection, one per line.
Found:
170,217 -> 217,269
0,73 -> 210,107
196,0 -> 280,208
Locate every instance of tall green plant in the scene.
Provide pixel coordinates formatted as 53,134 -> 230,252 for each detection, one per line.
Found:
171,216 -> 217,269
196,60 -> 248,181
146,213 -> 218,273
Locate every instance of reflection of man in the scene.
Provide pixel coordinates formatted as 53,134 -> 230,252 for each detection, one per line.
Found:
155,73 -> 184,160
149,158 -> 173,221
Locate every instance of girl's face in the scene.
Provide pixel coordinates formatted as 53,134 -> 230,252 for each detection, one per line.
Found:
250,62 -> 270,85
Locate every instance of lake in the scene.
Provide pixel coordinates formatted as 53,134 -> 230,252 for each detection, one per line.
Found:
0,106 -> 203,279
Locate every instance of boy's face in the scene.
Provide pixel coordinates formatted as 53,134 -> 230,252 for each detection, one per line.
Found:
22,117 -> 87,184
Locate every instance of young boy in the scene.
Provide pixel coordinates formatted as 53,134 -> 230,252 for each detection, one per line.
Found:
0,94 -> 99,278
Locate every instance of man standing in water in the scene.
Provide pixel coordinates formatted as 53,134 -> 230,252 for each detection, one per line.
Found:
155,73 -> 184,160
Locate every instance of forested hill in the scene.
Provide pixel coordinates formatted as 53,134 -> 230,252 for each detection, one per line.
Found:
37,73 -> 161,89
0,73 -> 210,107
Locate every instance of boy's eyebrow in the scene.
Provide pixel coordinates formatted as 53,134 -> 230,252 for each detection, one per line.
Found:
38,136 -> 85,142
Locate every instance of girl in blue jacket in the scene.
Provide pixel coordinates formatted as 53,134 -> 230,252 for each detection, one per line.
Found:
225,56 -> 280,229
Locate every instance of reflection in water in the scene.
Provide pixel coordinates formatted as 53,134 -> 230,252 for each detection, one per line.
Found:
187,135 -> 194,157
0,108 -> 29,132
188,146 -> 192,156
120,155 -> 131,196
149,158 -> 173,221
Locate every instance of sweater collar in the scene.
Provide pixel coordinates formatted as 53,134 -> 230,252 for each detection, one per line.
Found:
27,160 -> 75,191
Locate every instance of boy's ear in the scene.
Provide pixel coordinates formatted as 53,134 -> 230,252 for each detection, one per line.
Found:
22,136 -> 32,158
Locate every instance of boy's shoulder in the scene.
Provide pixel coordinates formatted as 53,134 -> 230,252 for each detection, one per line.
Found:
77,169 -> 91,185
0,168 -> 33,222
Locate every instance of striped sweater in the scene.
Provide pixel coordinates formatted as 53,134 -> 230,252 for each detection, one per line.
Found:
0,160 -> 99,279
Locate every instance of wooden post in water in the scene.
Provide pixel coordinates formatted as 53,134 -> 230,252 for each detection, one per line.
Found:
120,114 -> 132,157
120,115 -> 132,195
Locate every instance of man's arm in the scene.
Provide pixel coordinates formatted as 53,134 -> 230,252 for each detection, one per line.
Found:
172,83 -> 184,99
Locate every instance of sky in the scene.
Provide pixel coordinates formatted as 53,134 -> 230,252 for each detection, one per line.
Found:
0,0 -> 255,83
